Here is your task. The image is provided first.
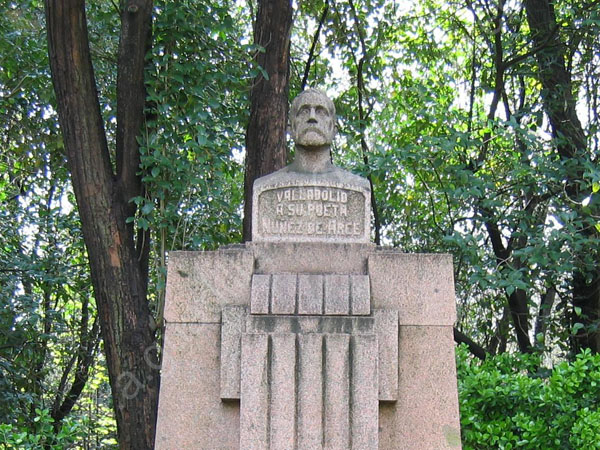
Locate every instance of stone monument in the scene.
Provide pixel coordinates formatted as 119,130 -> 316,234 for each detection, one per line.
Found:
155,89 -> 462,449
252,89 -> 370,244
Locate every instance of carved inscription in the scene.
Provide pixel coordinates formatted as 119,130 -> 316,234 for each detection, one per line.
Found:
258,186 -> 366,239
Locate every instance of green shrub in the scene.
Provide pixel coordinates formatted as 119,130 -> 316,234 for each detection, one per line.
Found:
457,346 -> 600,449
0,408 -> 86,449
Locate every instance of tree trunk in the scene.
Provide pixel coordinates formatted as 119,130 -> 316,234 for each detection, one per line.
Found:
484,218 -> 533,353
242,0 -> 293,241
523,0 -> 600,353
45,1 -> 159,448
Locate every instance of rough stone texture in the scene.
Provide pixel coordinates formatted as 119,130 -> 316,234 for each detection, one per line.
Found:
375,309 -> 399,402
164,249 -> 254,323
155,323 -> 239,449
297,334 -> 323,448
324,274 -> 350,315
324,334 -> 351,448
157,246 -> 462,449
368,252 -> 457,326
351,274 -> 371,315
298,274 -> 324,315
379,325 -> 462,449
271,273 -> 297,314
236,330 -> 379,449
250,274 -> 270,314
248,272 -> 371,316
246,315 -> 374,335
351,335 -> 379,450
220,306 -> 246,400
221,311 -> 396,404
252,176 -> 371,244
269,334 -> 297,448
240,333 -> 269,449
251,242 -> 372,274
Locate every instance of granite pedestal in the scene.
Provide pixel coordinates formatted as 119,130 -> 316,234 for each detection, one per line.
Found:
155,244 -> 461,449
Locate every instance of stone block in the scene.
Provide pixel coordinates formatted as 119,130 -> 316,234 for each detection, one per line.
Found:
271,273 -> 297,314
351,274 -> 371,315
379,325 -> 462,449
324,334 -> 351,449
240,333 -> 269,449
351,334 -> 379,450
249,272 -> 373,317
375,309 -> 399,402
368,252 -> 456,325
324,274 -> 350,315
246,315 -> 374,335
159,246 -> 462,449
297,334 -> 323,448
250,242 -> 372,274
270,334 -> 296,448
164,249 -> 253,323
220,306 -> 246,400
298,274 -> 324,315
250,274 -> 270,314
235,327 -> 382,449
155,323 -> 239,449
252,178 -> 371,244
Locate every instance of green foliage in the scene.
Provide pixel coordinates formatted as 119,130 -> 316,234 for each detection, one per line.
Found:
0,1 -> 116,445
3,0 -> 256,441
137,0 -> 258,323
296,0 -> 600,354
139,0 -> 254,251
0,406 -> 117,449
0,409 -> 80,449
457,346 -> 600,449
2,0 -> 600,444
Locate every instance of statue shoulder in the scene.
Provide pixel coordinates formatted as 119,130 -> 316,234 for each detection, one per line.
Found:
330,166 -> 371,190
253,166 -> 293,189
253,164 -> 369,192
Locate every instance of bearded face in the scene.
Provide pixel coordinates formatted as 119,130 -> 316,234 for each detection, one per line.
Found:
291,92 -> 336,147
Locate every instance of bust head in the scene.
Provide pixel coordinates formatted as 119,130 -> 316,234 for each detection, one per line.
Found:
290,89 -> 336,148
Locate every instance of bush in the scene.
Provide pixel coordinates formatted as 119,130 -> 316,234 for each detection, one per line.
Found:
0,407 -> 117,449
457,346 -> 600,449
0,408 -> 83,449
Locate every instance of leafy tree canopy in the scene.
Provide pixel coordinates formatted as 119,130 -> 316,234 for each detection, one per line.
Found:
1,0 -> 599,447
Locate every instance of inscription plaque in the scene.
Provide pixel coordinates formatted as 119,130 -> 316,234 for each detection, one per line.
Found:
253,182 -> 370,243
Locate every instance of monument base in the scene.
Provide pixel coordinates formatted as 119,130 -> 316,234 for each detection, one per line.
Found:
155,243 -> 461,449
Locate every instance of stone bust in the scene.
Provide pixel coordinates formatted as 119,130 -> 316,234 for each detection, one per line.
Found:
252,89 -> 371,243
257,89 -> 370,188
288,88 -> 338,173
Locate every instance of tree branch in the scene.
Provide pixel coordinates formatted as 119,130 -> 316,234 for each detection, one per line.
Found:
301,0 -> 328,90
347,0 -> 381,245
45,2 -> 160,446
51,317 -> 101,427
454,327 -> 487,360
242,0 -> 293,241
534,286 -> 556,347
